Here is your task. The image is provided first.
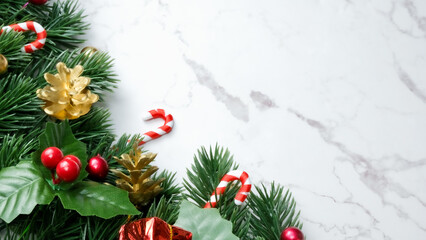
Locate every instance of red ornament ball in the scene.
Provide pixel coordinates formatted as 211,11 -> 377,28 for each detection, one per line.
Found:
63,155 -> 82,168
56,157 -> 81,182
29,0 -> 48,5
86,154 -> 109,180
281,227 -> 304,240
41,147 -> 63,169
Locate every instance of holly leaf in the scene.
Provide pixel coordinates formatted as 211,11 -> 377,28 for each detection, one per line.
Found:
0,161 -> 55,223
32,120 -> 87,189
57,181 -> 140,218
174,200 -> 239,240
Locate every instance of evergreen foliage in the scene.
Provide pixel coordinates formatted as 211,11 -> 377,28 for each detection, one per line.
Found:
0,0 -> 303,238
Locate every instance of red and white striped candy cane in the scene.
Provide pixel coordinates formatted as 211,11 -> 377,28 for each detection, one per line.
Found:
204,170 -> 252,208
1,21 -> 47,53
138,109 -> 174,146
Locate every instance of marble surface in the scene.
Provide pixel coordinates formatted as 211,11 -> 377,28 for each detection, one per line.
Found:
78,0 -> 426,239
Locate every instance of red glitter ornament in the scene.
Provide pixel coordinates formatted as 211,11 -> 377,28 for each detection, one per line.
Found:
86,154 -> 109,180
281,227 -> 304,240
29,0 -> 48,5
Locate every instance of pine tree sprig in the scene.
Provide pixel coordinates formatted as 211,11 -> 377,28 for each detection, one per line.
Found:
145,196 -> 181,224
0,134 -> 36,170
248,183 -> 302,240
183,145 -> 252,238
0,31 -> 31,71
70,107 -> 114,145
0,73 -> 45,139
25,49 -> 118,101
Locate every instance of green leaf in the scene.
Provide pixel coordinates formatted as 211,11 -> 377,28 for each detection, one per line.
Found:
174,200 -> 239,240
57,181 -> 140,219
0,161 -> 55,223
32,120 -> 88,189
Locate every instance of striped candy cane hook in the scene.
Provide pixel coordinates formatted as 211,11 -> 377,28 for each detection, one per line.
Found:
139,109 -> 174,146
204,170 -> 252,208
1,21 -> 47,53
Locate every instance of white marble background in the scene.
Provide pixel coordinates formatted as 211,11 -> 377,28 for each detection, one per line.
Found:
77,0 -> 426,239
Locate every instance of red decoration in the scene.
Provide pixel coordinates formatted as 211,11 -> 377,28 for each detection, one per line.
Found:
63,155 -> 82,168
86,154 -> 109,180
281,227 -> 304,240
56,157 -> 80,182
29,0 -> 48,5
41,147 -> 63,169
119,217 -> 192,240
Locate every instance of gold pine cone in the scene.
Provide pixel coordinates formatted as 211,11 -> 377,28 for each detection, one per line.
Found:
111,144 -> 164,209
36,62 -> 99,120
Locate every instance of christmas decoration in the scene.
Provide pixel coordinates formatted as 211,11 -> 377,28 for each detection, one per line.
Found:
0,21 -> 47,53
40,146 -> 63,169
87,154 -> 109,180
204,170 -> 252,208
81,46 -> 98,57
36,62 -> 99,120
0,121 -> 139,224
174,200 -> 238,240
29,0 -> 48,5
281,227 -> 304,240
0,1 -> 304,239
111,144 -> 164,209
119,217 -> 192,240
0,53 -> 8,75
56,156 -> 81,182
139,109 -> 174,145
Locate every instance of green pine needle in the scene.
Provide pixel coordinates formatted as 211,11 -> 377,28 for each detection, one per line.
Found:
248,183 -> 302,240
0,73 -> 45,139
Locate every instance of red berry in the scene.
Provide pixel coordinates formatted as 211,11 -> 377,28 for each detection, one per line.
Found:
41,147 -> 63,169
56,159 -> 80,182
63,155 -> 82,168
29,0 -> 48,5
86,155 -> 109,180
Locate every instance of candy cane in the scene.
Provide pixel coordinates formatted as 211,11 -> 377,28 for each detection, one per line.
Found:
204,170 -> 252,208
1,21 -> 47,53
139,109 -> 174,145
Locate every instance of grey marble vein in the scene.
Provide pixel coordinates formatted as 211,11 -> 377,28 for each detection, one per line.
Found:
183,56 -> 249,122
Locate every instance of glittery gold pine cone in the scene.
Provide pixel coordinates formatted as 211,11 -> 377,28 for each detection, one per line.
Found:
111,144 -> 164,209
36,62 -> 99,120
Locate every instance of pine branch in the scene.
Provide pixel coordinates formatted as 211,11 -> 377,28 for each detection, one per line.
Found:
248,183 -> 302,240
25,49 -> 118,101
155,170 -> 182,202
183,145 -> 251,238
145,196 -> 181,224
6,199 -> 82,240
41,0 -> 88,52
70,107 -> 114,146
0,73 -> 45,139
0,31 -> 31,71
183,145 -> 239,207
0,134 -> 37,170
80,216 -> 127,240
0,0 -> 87,54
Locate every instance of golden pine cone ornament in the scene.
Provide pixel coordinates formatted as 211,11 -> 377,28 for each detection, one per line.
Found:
36,62 -> 99,120
111,145 -> 164,209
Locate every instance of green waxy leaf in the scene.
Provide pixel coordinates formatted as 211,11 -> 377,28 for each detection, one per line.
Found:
32,120 -> 88,189
174,200 -> 239,240
57,181 -> 140,218
0,161 -> 55,223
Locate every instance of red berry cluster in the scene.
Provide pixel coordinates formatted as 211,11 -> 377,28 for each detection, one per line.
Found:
41,147 -> 81,184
